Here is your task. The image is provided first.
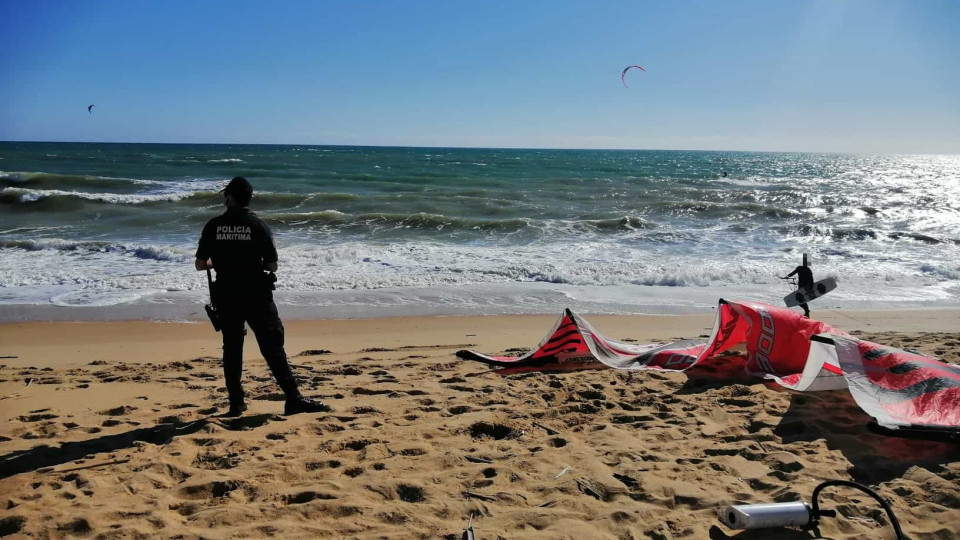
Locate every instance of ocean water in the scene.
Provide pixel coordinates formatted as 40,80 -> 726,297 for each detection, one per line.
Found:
1,142 -> 959,321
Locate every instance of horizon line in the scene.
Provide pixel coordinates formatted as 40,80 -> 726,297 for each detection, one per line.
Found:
3,139 -> 957,157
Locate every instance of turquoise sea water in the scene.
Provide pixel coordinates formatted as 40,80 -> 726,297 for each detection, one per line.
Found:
1,142 -> 959,320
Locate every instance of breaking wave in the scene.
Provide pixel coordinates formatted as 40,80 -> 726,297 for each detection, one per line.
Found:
269,211 -> 656,237
0,238 -> 192,262
0,187 -> 210,205
0,187 -> 316,208
0,170 -> 164,189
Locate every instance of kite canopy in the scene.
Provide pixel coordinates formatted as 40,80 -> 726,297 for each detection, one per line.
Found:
457,300 -> 960,437
88,104 -> 94,114
621,65 -> 645,88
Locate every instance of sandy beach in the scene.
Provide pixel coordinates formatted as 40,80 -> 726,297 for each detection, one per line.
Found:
1,310 -> 958,539
5,0 -> 960,538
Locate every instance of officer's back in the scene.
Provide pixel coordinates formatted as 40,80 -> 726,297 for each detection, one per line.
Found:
199,208 -> 276,291
196,177 -> 278,293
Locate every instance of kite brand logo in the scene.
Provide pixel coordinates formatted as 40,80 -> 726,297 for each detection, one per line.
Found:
560,355 -> 596,365
216,225 -> 252,241
753,306 -> 776,373
662,353 -> 696,369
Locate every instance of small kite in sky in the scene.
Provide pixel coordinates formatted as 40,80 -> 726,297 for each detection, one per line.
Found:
88,104 -> 95,114
621,65 -> 645,88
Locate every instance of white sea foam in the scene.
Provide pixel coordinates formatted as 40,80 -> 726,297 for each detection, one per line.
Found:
1,238 -> 956,311
51,288 -> 165,307
2,187 -> 206,204
206,158 -> 244,163
1,183 -> 221,204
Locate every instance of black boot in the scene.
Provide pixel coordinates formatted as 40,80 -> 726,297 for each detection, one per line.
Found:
284,396 -> 332,415
223,401 -> 248,418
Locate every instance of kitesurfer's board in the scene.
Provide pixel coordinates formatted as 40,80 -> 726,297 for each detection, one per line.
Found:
784,277 -> 837,307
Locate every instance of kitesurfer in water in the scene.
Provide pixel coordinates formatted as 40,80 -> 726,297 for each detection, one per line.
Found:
781,256 -> 814,318
196,177 -> 331,417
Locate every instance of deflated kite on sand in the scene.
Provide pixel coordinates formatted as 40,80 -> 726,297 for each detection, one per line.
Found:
457,299 -> 960,438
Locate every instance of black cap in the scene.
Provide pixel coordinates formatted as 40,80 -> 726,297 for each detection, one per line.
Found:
221,176 -> 253,204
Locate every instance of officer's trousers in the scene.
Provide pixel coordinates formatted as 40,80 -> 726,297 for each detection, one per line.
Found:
217,293 -> 299,405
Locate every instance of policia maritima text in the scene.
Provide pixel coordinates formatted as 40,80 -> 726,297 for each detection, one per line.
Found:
195,176 -> 331,417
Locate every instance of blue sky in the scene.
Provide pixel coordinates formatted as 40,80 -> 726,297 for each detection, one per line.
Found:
1,0 -> 958,152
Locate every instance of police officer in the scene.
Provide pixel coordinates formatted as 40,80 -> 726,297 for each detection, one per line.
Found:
196,177 -> 331,417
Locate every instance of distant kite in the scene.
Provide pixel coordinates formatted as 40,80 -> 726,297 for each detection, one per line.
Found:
621,65 -> 645,88
88,104 -> 94,114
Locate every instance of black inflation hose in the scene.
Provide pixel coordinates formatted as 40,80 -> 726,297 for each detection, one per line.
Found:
810,480 -> 905,540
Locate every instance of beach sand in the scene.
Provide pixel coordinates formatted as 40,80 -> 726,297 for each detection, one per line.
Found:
1,310 -> 958,539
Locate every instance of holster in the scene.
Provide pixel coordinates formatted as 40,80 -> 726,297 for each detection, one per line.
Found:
204,269 -> 222,332
263,271 -> 277,291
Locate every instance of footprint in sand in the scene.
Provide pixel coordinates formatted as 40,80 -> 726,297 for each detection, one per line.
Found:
0,516 -> 27,536
352,387 -> 392,396
283,491 -> 337,505
395,484 -> 426,503
176,479 -> 245,500
17,412 -> 58,422
340,439 -> 381,452
57,519 -> 92,536
577,389 -> 606,401
168,403 -> 199,410
377,511 -> 409,524
98,406 -> 137,416
305,459 -> 341,471
468,422 -> 517,440
548,437 -> 568,448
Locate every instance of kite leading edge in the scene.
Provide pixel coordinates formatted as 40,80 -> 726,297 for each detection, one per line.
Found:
621,65 -> 645,88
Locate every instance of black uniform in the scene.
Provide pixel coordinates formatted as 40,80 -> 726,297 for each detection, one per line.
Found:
786,265 -> 814,317
196,208 -> 298,406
